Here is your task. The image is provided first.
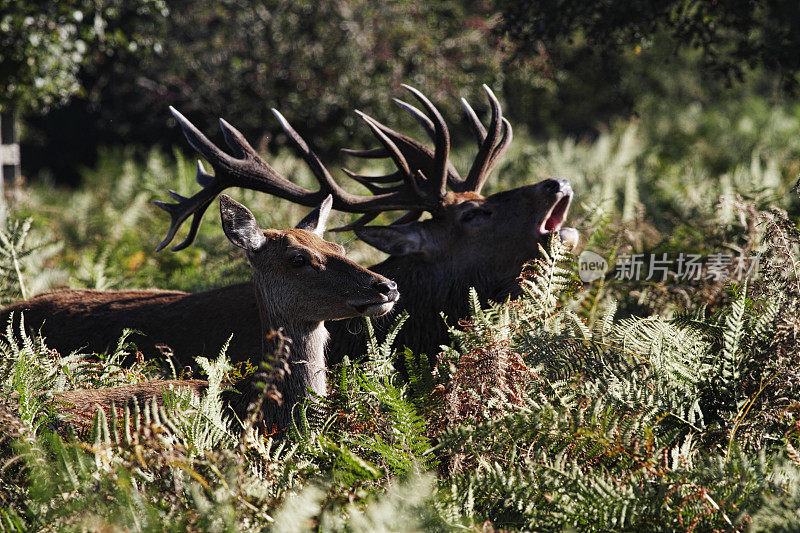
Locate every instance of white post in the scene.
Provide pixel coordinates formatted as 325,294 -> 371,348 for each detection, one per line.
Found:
0,108 -> 17,224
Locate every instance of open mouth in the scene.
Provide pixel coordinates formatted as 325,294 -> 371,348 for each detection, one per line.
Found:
539,193 -> 572,234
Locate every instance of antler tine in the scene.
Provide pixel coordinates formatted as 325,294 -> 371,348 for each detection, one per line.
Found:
267,109 -> 435,212
167,190 -> 187,202
334,84 -> 511,231
341,169 -> 406,195
354,111 -> 430,201
168,199 -> 215,251
344,105 -> 462,188
152,168 -> 225,252
340,147 -> 390,159
341,168 -> 405,184
354,111 -> 412,176
392,98 -> 436,143
274,107 -> 452,212
401,84 -> 449,200
486,117 -> 513,175
152,147 -> 226,251
271,108 -> 350,198
390,210 -> 424,225
331,207 -> 424,232
460,97 -> 487,145
170,106 -> 234,167
156,107 -> 328,251
329,211 -> 381,232
195,160 -> 214,187
462,84 -> 503,193
218,117 -> 258,160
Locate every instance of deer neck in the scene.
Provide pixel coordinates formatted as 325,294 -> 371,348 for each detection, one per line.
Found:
352,256 -> 507,359
377,255 -> 505,315
252,279 -> 329,430
324,256 -> 524,367
263,319 -> 329,397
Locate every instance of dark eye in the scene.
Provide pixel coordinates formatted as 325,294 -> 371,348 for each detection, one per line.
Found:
290,255 -> 307,268
461,209 -> 491,223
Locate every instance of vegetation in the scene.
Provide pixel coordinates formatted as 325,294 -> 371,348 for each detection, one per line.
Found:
5,1 -> 800,530
499,0 -> 800,90
20,0 -> 505,180
1,90 -> 800,530
0,0 -> 167,112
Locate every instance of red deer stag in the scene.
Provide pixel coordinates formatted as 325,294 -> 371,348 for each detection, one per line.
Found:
56,194 -> 399,431
1,85 -> 575,365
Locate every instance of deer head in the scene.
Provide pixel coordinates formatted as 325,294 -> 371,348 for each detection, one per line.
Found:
335,86 -> 575,283
218,194 -> 399,323
350,178 -> 572,278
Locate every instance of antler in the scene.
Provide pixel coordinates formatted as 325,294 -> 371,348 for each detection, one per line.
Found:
155,84 -> 512,250
155,106 -> 438,251
342,83 -> 512,204
457,85 -> 513,193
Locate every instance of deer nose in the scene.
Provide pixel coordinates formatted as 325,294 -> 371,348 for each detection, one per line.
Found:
542,179 -> 560,193
542,178 -> 573,195
373,280 -> 397,296
544,179 -> 572,194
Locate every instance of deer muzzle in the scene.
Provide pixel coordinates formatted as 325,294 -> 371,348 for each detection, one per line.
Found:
350,279 -> 399,317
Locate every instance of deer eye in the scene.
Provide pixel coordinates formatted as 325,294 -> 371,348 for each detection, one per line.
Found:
290,255 -> 308,268
461,209 -> 491,223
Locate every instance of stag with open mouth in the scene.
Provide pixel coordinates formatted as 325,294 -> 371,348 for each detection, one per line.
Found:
1,84 -> 578,367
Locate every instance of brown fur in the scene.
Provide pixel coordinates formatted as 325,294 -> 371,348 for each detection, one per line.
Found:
55,379 -> 209,412
54,378 -> 273,428
3,283 -> 261,362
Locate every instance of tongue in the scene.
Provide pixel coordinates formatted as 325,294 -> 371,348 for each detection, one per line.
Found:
544,197 -> 569,231
545,215 -> 561,232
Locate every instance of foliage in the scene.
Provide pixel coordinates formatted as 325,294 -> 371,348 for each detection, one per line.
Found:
3,193 -> 800,530
145,0 -> 502,147
0,0 -> 167,112
17,0 -> 800,182
20,0 -> 506,181
498,0 -> 800,91
0,217 -> 65,305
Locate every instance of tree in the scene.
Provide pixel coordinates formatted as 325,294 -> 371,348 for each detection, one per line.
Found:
497,0 -> 800,91
98,0 -> 506,152
0,0 -> 168,112
22,0 -> 508,182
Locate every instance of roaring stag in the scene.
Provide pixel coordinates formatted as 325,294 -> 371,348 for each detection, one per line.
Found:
1,85 -> 575,365
57,194 -> 399,430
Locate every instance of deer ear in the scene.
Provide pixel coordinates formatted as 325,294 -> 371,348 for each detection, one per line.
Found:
295,194 -> 333,236
219,195 -> 265,251
355,223 -> 435,257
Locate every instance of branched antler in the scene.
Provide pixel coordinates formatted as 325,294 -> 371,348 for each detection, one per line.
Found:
154,84 -> 513,249
459,85 -> 513,193
155,105 -> 437,251
338,84 -> 513,226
